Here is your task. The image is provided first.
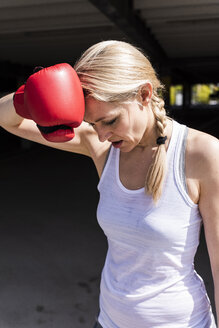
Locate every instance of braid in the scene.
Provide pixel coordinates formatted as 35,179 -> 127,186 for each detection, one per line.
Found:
145,93 -> 167,202
74,40 -> 168,202
151,93 -> 167,137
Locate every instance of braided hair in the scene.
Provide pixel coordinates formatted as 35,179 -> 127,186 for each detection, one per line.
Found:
75,40 -> 167,202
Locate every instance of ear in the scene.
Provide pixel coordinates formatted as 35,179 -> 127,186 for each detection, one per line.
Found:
139,83 -> 153,105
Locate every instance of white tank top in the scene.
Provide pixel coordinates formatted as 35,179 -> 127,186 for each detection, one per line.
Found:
97,120 -> 216,328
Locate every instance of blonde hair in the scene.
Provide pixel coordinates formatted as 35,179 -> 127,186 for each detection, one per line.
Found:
74,40 -> 167,202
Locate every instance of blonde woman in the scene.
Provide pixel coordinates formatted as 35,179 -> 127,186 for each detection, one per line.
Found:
1,40 -> 219,328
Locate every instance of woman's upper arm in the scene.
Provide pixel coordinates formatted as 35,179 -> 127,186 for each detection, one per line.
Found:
1,92 -> 110,173
197,134 -> 219,275
2,118 -> 96,157
0,92 -> 98,156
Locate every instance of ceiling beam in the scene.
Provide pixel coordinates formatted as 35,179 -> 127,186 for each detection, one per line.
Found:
88,0 -> 167,65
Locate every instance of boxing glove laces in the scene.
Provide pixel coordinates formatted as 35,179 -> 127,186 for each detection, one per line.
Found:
13,63 -> 85,142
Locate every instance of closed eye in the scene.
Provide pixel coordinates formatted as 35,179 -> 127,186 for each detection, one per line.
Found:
86,117 -> 117,128
104,118 -> 117,126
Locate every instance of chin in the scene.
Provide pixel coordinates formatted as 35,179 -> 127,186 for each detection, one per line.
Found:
121,144 -> 135,153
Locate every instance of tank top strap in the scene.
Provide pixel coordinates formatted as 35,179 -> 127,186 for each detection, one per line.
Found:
173,122 -> 194,206
166,120 -> 195,207
178,125 -> 189,193
166,120 -> 181,161
97,145 -> 116,191
166,120 -> 187,166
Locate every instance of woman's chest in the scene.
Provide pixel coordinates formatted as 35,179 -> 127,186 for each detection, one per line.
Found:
97,186 -> 201,250
119,149 -> 154,190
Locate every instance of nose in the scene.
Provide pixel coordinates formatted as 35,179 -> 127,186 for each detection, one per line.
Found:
97,126 -> 113,142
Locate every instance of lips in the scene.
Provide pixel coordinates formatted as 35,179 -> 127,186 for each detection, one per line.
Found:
112,140 -> 123,148
37,124 -> 75,142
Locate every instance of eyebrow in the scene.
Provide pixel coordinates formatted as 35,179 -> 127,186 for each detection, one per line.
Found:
84,116 -> 108,124
95,116 -> 107,123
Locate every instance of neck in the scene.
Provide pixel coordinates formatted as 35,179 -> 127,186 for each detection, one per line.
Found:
138,106 -> 160,149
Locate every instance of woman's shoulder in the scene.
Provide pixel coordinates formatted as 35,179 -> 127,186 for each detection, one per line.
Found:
79,122 -> 111,176
186,127 -> 219,177
181,127 -> 219,204
187,127 -> 218,155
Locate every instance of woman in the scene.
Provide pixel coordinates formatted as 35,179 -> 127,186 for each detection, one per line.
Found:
1,40 -> 219,327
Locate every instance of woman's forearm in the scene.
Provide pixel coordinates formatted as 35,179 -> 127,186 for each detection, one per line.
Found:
215,292 -> 219,325
0,92 -> 23,128
213,274 -> 219,326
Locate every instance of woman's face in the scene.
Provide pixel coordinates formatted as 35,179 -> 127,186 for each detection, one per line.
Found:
84,97 -> 153,152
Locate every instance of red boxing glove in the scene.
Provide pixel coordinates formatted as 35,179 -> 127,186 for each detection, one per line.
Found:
13,63 -> 85,142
